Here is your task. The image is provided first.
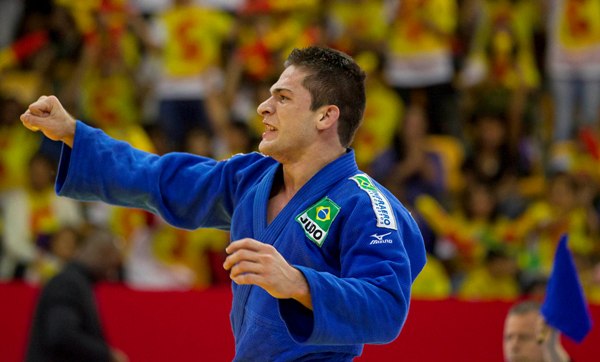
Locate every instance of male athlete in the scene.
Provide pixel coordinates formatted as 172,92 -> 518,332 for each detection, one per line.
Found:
21,46 -> 426,361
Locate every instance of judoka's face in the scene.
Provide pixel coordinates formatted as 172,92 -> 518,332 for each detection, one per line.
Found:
256,66 -> 324,162
503,311 -> 544,362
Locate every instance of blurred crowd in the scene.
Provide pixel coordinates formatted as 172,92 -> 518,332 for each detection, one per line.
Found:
1,0 -> 600,303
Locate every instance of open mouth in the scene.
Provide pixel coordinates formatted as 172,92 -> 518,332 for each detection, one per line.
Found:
262,124 -> 277,138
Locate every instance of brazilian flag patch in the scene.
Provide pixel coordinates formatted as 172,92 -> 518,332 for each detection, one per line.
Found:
295,197 -> 341,247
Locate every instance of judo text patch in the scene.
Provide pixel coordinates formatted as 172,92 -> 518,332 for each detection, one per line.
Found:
295,197 -> 341,247
349,174 -> 397,230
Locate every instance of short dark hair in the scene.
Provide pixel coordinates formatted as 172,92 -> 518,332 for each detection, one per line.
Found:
508,300 -> 540,316
284,47 -> 366,148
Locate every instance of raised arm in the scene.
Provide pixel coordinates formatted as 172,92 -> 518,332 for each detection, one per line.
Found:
19,96 -> 274,232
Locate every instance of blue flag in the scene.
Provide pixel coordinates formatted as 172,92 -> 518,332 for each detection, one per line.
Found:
541,234 -> 593,343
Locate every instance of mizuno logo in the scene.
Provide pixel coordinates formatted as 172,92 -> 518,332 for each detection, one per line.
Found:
369,231 -> 393,245
370,232 -> 392,241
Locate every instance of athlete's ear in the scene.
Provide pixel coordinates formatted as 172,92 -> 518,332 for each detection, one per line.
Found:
316,105 -> 340,131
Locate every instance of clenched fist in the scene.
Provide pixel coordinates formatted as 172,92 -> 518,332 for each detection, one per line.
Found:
20,95 -> 77,147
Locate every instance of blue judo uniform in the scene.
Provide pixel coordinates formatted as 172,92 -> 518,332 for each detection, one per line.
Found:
56,122 -> 427,361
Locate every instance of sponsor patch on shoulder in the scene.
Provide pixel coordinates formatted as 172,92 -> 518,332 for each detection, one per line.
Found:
349,174 -> 397,230
295,197 -> 341,247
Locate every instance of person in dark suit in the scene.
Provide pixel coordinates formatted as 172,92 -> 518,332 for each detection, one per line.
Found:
25,228 -> 128,362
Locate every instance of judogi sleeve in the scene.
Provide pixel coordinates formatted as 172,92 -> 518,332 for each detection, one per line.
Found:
279,194 -> 426,345
55,121 -> 266,230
